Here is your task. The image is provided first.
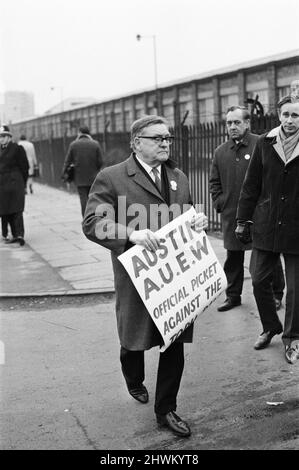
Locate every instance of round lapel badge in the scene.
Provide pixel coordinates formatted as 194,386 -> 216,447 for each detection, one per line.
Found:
244,154 -> 250,160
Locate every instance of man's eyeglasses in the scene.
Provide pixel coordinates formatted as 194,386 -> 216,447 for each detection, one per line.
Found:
137,135 -> 174,145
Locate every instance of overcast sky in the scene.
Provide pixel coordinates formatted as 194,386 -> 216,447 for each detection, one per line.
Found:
1,0 -> 299,114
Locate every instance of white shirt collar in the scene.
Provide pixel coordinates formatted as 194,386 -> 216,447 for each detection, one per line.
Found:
135,155 -> 161,178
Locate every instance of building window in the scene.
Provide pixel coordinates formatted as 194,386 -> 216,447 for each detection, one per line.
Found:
96,111 -> 104,132
278,86 -> 290,100
147,106 -> 157,115
147,94 -> 157,114
179,102 -> 192,125
198,98 -> 214,123
124,110 -> 132,132
247,90 -> 269,113
162,104 -> 174,126
89,116 -> 97,134
135,108 -> 146,119
114,113 -> 123,131
220,94 -> 239,118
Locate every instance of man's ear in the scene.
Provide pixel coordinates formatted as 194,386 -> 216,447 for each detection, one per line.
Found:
133,136 -> 141,151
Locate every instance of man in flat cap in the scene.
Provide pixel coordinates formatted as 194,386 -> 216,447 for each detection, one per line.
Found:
0,125 -> 29,245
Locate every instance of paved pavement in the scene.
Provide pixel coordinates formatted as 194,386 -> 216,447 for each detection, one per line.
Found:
0,183 -> 115,296
0,182 -> 251,297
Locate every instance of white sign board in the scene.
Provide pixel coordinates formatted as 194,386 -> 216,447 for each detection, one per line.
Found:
118,207 -> 227,352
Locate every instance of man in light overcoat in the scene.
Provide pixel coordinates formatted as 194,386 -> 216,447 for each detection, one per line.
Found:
236,95 -> 299,364
210,106 -> 285,312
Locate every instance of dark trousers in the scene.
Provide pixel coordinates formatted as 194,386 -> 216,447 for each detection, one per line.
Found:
120,342 -> 184,415
272,257 -> 285,301
1,216 -> 10,237
1,212 -> 24,238
224,250 -> 245,300
250,249 -> 299,345
77,185 -> 91,218
225,249 -> 285,301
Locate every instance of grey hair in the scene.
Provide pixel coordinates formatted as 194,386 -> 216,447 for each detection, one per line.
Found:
226,106 -> 250,120
130,115 -> 169,150
277,94 -> 299,110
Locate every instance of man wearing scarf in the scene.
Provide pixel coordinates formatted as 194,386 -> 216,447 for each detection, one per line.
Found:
236,95 -> 299,364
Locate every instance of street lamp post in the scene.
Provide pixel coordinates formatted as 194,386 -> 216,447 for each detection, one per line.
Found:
136,34 -> 160,113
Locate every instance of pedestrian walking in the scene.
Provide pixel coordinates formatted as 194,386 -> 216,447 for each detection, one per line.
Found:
236,95 -> 299,364
18,134 -> 37,194
62,126 -> 103,217
209,106 -> 285,312
83,115 -> 208,438
0,125 -> 29,246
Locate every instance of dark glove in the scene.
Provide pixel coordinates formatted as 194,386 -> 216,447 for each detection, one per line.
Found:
235,221 -> 252,244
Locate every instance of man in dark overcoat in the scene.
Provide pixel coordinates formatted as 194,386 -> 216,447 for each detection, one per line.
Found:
0,125 -> 29,245
210,106 -> 285,312
236,95 -> 299,364
83,115 -> 208,437
62,126 -> 103,217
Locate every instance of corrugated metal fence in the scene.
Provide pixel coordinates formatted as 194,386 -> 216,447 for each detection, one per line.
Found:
33,114 -> 279,230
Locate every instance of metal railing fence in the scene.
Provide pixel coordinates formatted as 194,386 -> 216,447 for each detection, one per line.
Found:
32,115 -> 280,230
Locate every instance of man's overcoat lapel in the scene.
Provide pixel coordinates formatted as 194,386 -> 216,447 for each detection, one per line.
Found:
126,155 -> 165,201
125,154 -> 182,205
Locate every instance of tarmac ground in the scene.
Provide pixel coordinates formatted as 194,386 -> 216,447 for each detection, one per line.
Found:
0,183 -> 298,452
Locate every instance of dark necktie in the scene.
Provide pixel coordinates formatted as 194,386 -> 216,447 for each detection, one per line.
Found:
151,167 -> 161,192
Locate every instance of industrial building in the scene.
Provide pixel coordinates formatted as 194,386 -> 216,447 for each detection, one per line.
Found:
10,49 -> 299,140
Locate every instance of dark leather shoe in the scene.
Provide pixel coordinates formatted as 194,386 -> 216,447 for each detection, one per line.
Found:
217,297 -> 241,312
156,411 -> 191,437
128,385 -> 149,404
254,326 -> 283,350
17,237 -> 25,246
275,298 -> 282,310
285,343 -> 299,364
4,237 -> 19,244
5,237 -> 25,246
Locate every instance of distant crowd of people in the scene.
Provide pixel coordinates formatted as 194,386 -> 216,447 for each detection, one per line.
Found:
1,79 -> 299,438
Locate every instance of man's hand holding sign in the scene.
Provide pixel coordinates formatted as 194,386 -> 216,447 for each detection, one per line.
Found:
128,210 -> 208,251
119,207 -> 227,351
83,115 -> 227,438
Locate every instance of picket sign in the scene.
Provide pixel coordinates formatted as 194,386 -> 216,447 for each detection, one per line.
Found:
118,207 -> 227,352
